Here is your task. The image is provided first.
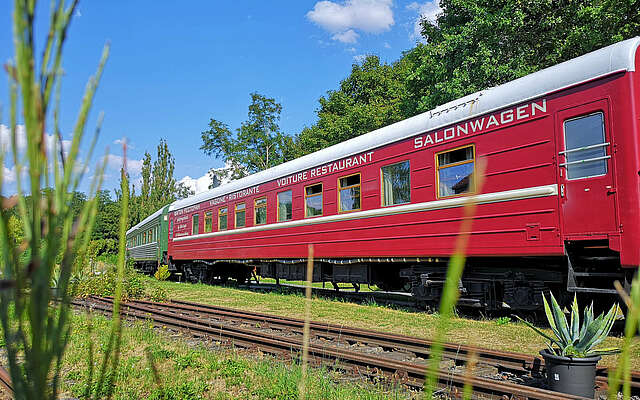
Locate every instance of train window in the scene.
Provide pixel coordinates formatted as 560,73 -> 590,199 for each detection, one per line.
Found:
277,190 -> 293,221
562,112 -> 608,179
381,161 -> 411,206
149,229 -> 153,242
204,211 -> 213,233
192,214 -> 199,235
143,231 -> 147,244
218,207 -> 228,230
235,203 -> 246,228
255,197 -> 267,225
338,174 -> 361,212
169,220 -> 173,238
436,145 -> 475,198
305,183 -> 323,217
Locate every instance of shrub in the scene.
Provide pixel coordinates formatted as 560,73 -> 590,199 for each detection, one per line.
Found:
154,265 -> 171,281
72,266 -> 145,300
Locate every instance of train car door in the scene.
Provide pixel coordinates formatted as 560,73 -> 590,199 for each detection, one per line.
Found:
557,100 -> 618,236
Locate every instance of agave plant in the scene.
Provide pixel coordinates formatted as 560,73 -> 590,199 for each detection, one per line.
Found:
517,293 -> 620,358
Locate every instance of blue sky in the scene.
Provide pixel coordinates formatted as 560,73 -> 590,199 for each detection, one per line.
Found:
0,0 -> 441,196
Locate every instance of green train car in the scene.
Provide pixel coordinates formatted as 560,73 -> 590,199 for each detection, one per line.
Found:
125,204 -> 170,273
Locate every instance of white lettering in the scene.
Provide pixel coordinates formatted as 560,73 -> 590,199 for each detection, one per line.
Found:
435,131 -> 443,143
516,105 -> 529,120
501,110 -> 514,124
486,115 -> 499,128
457,123 -> 468,136
470,118 -> 484,132
532,99 -> 547,116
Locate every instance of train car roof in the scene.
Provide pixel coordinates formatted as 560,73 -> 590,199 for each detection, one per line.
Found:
170,37 -> 640,213
126,204 -> 168,235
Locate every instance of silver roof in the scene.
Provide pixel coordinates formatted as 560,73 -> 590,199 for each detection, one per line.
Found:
170,37 -> 640,213
126,205 -> 166,235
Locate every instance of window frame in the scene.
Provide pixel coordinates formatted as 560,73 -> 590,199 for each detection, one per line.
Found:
277,189 -> 293,222
235,202 -> 246,228
380,160 -> 411,207
337,172 -> 362,213
254,196 -> 267,225
435,144 -> 476,199
304,182 -> 323,218
561,111 -> 609,181
218,207 -> 228,231
204,210 -> 213,233
192,213 -> 199,235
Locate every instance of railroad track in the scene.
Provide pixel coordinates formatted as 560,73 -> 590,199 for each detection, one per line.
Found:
74,295 -> 638,399
0,366 -> 12,396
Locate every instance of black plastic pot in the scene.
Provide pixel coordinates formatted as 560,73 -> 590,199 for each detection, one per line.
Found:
540,349 -> 601,398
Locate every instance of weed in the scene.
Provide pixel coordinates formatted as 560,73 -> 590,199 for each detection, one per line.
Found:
495,316 -> 511,326
173,351 -> 200,371
147,381 -> 209,400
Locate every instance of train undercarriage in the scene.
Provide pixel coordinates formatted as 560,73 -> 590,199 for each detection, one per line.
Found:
154,240 -> 634,312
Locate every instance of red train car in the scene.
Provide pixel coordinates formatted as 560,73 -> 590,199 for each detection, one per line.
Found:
167,37 -> 640,310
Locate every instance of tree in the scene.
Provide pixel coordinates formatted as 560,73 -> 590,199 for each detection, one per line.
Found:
201,92 -> 295,180
92,190 -> 119,241
139,151 -> 152,217
403,0 -> 640,115
295,55 -> 410,156
119,139 -> 193,228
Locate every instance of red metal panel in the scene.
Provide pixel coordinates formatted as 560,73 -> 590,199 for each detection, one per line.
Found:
167,68 -> 640,268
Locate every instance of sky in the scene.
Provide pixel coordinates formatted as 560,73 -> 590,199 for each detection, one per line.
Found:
0,0 -> 442,197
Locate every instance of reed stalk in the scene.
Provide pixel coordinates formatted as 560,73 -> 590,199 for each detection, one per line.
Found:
0,1 -> 126,398
424,159 -> 486,398
298,244 -> 315,400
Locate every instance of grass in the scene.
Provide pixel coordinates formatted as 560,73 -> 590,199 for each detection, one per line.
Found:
50,311 -> 417,399
256,277 -> 383,292
144,276 -> 640,370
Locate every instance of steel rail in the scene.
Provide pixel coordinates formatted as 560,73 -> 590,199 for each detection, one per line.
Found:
122,296 -> 639,392
0,365 -> 13,395
110,296 -> 538,373
75,297 -> 588,399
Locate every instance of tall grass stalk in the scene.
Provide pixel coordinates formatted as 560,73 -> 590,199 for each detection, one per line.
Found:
0,1 -> 126,399
424,159 -> 486,398
298,244 -> 315,400
608,277 -> 640,399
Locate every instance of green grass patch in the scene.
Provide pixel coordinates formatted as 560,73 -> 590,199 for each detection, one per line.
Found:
55,312 -> 416,399
144,276 -> 640,370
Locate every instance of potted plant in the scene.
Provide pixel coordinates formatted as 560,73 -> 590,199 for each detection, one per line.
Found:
517,293 -> 620,397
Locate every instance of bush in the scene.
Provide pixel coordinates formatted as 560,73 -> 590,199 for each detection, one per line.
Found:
72,265 -> 146,300
154,265 -> 171,281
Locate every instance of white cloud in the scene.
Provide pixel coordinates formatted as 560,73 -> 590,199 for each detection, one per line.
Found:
0,124 -> 71,156
353,54 -> 367,63
178,174 -> 212,195
332,29 -> 359,43
408,1 -> 442,42
0,124 -> 27,153
307,0 -> 394,44
3,165 -> 15,184
113,138 -> 135,150
104,154 -> 143,177
179,164 -> 233,195
383,42 -> 391,48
